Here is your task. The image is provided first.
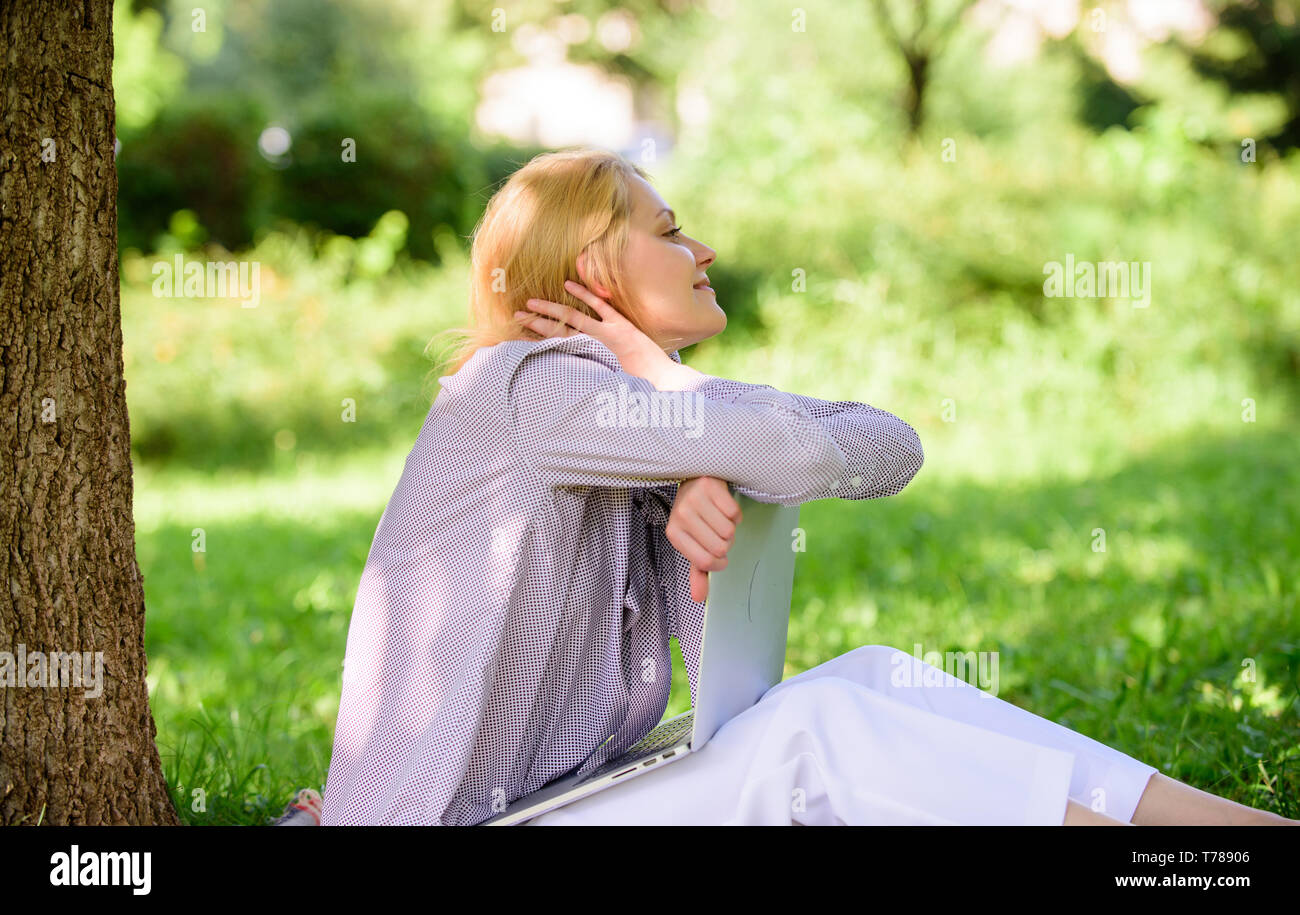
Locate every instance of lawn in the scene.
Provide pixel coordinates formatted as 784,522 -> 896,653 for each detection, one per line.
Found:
132,336 -> 1300,824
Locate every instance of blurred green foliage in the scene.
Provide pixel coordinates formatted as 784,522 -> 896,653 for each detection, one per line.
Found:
1183,0 -> 1300,152
268,93 -> 477,262
117,92 -> 272,251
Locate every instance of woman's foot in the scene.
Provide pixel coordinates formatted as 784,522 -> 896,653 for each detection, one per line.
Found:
273,788 -> 323,826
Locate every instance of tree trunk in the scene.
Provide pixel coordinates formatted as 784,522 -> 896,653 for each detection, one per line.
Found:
0,0 -> 179,825
905,53 -> 928,136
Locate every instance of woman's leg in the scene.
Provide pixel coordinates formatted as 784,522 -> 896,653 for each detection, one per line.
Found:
798,645 -> 1296,826
530,672 -> 1083,825
769,645 -> 1159,823
529,646 -> 1298,826
1130,773 -> 1298,825
1065,799 -> 1130,826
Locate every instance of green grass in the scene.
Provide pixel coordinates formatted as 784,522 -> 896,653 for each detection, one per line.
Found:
124,107 -> 1300,825
136,403 -> 1299,824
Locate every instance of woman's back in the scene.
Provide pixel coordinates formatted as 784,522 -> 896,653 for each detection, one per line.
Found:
320,332 -> 925,825
321,335 -> 690,825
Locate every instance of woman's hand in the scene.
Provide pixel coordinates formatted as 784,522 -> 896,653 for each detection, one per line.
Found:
665,476 -> 743,603
515,280 -> 702,391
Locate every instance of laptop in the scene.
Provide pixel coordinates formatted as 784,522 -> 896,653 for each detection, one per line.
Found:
478,492 -> 801,825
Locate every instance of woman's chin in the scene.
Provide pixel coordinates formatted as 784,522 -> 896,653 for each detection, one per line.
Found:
708,304 -> 727,336
687,322 -> 726,348
669,306 -> 727,349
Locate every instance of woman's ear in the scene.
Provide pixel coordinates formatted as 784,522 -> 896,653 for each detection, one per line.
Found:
575,250 -> 614,301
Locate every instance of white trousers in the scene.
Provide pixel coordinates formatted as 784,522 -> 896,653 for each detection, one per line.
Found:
527,645 -> 1159,825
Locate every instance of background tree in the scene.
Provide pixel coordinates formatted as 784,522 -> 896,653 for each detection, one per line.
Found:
48,0 -> 1296,824
1175,0 -> 1300,153
868,0 -> 977,135
0,0 -> 178,824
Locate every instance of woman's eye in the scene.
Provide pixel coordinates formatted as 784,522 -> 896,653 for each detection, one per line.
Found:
665,225 -> 683,238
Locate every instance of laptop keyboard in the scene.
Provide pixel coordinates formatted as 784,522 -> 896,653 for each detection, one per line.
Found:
628,712 -> 694,755
582,711 -> 694,780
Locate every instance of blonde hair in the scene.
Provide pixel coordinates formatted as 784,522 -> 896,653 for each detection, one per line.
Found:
426,147 -> 655,388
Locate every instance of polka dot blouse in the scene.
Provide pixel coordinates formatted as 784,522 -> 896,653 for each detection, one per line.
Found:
319,333 -> 925,825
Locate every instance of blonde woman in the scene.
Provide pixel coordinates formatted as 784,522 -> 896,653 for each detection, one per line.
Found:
317,148 -> 1295,827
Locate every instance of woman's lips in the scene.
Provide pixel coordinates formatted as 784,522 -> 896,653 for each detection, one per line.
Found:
693,283 -> 713,291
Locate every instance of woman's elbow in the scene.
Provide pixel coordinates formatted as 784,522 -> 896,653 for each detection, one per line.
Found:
788,436 -> 851,502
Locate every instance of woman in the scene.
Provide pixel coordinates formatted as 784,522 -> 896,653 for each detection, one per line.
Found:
318,148 -> 1295,827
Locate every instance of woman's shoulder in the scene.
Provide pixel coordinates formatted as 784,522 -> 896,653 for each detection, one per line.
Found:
505,332 -> 621,376
439,333 -> 619,393
455,335 -> 626,408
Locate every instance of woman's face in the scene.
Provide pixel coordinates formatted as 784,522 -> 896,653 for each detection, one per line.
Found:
578,174 -> 725,352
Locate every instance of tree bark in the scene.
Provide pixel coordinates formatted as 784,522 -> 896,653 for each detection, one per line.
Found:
905,53 -> 928,136
0,0 -> 179,824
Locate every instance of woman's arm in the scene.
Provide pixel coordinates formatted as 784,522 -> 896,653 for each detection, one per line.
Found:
682,374 -> 925,503
509,344 -> 845,501
507,342 -> 923,505
511,285 -> 923,504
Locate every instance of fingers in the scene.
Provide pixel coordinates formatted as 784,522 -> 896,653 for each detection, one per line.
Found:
707,482 -> 742,526
676,498 -> 734,555
515,283 -> 625,349
682,477 -> 741,542
514,308 -> 577,338
690,564 -> 709,603
668,515 -> 730,563
665,477 -> 740,576
521,289 -> 606,335
562,279 -> 621,322
694,487 -> 741,542
665,522 -> 729,573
